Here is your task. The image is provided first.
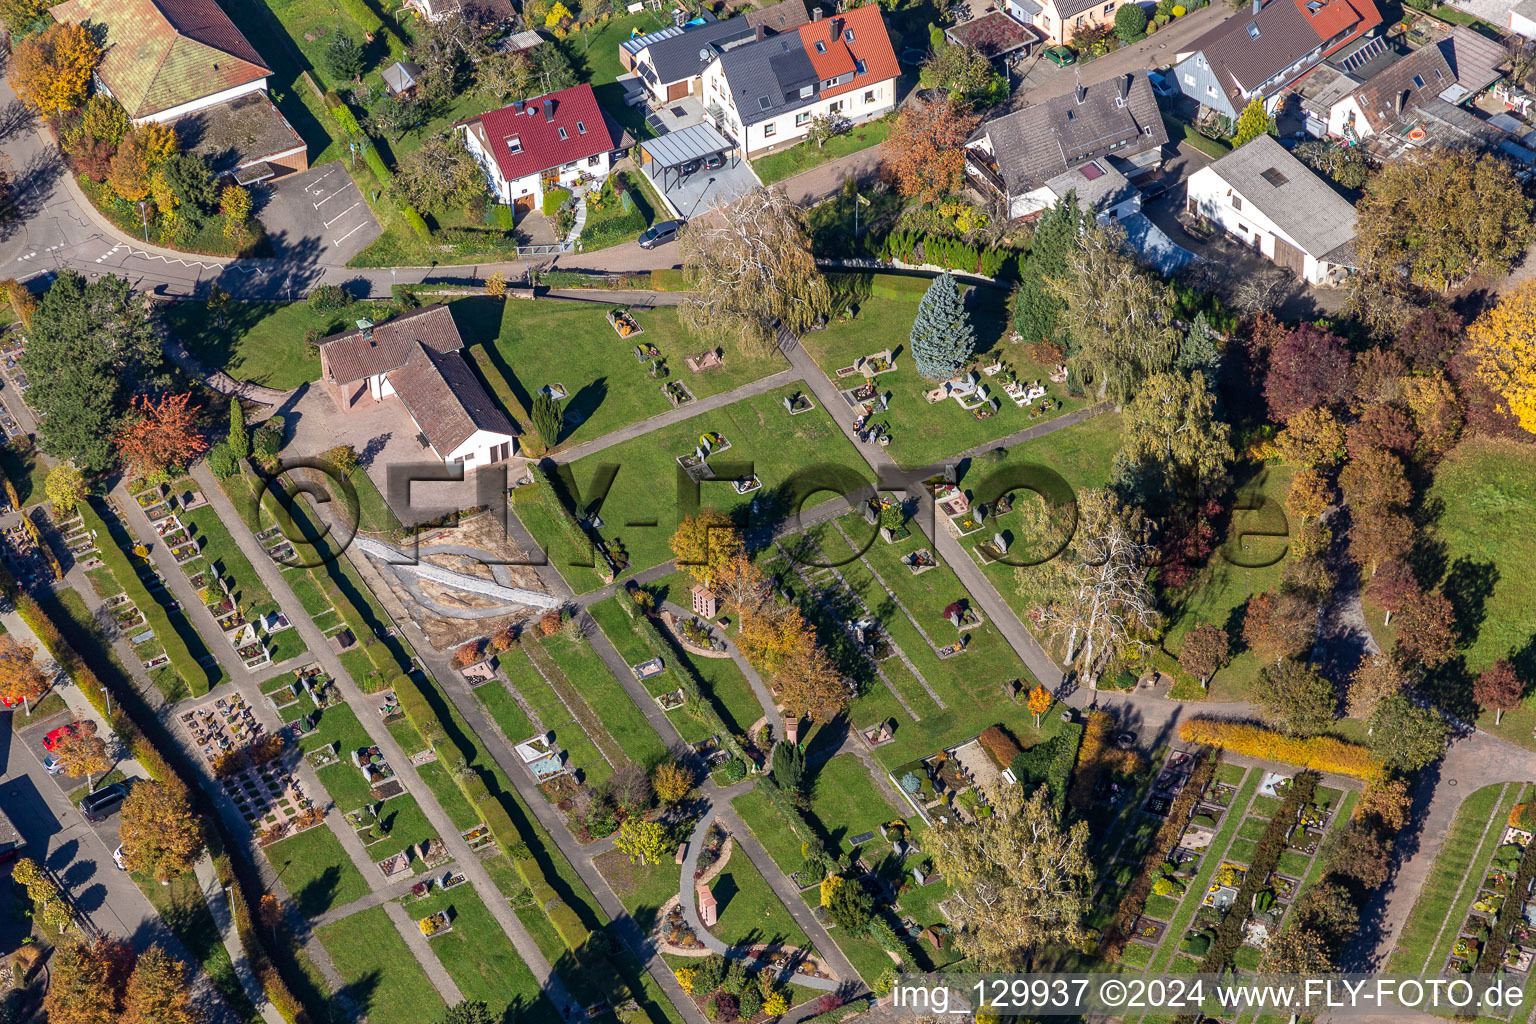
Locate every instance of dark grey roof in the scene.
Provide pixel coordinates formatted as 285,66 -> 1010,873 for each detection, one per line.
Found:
1054,0 -> 1103,21
1348,41 -> 1452,132
1444,25 -> 1505,95
1188,0 -> 1323,95
1205,134 -> 1356,259
383,61 -> 422,94
973,71 -> 1168,193
719,32 -> 819,126
744,0 -> 810,34
639,16 -> 756,85
622,24 -> 682,57
641,119 -> 733,165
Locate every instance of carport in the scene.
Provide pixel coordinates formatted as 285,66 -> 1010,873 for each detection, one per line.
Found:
639,122 -> 738,193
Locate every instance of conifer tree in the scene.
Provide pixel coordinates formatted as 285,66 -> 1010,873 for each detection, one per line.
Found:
910,272 -> 975,381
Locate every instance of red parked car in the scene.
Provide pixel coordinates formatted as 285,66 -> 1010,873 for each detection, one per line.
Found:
42,722 -> 81,751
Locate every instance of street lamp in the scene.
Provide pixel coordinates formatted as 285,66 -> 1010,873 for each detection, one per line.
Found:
137,201 -> 149,243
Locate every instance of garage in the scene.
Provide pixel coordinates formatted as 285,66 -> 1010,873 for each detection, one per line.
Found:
513,194 -> 536,214
639,120 -> 759,217
1272,236 -> 1306,277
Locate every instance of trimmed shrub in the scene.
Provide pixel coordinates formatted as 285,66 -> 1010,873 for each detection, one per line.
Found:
402,206 -> 430,239
330,105 -> 361,137
364,147 -> 392,186
1179,719 -> 1383,781
977,724 -> 1022,770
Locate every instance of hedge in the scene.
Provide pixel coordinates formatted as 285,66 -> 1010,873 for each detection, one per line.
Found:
1201,772 -> 1316,973
338,0 -> 383,34
80,500 -> 214,696
330,105 -> 361,137
1100,751 -> 1213,962
880,231 -> 1014,277
364,147 -> 393,186
402,206 -> 431,239
1047,721 -> 1084,820
1179,719 -> 1383,782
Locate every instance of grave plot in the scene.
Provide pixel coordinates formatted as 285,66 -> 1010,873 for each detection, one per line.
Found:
179,692 -> 263,762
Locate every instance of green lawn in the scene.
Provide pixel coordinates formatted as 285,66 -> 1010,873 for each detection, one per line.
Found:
564,9 -> 669,84
361,794 -> 441,868
797,514 -> 1058,766
0,438 -> 48,507
797,277 -> 1091,469
265,824 -> 371,919
410,886 -> 560,1024
302,703 -> 381,811
476,675 -> 539,747
416,757 -> 483,831
316,906 -> 446,1024
180,502 -> 276,614
806,754 -> 906,853
517,383 -> 871,590
162,301 -> 339,389
137,869 -> 259,1022
498,644 -> 612,787
1423,438 -> 1536,743
751,116 -> 894,186
709,849 -> 811,951
595,846 -> 680,935
729,788 -> 806,877
586,597 -> 714,746
474,300 -> 787,450
540,629 -> 670,769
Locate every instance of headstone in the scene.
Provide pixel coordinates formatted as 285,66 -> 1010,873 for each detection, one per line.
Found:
675,841 -> 688,864
783,396 -> 794,413
695,446 -> 707,462
993,533 -> 1008,553
863,503 -> 878,525
949,611 -> 962,628
879,392 -> 890,411
912,865 -> 927,886
880,527 -> 894,544
786,717 -> 800,744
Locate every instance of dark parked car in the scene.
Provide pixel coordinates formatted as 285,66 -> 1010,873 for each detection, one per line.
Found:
704,152 -> 726,171
80,783 -> 128,823
680,159 -> 701,176
1140,180 -> 1169,202
638,219 -> 685,249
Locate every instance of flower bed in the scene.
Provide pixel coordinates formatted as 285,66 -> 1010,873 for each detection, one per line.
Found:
417,910 -> 452,937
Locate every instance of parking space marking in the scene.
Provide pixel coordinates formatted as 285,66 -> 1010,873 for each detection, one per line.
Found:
323,201 -> 362,228
333,221 -> 370,246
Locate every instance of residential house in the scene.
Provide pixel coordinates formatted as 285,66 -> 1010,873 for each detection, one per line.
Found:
965,72 -> 1168,220
316,306 -> 518,472
702,5 -> 899,157
1170,0 -> 1382,119
1026,0 -> 1122,44
622,17 -> 759,103
1184,134 -> 1356,285
745,0 -> 812,34
457,83 -> 631,212
49,0 -> 307,181
1513,0 -> 1536,36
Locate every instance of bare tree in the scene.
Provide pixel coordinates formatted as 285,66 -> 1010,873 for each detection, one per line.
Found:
1033,490 -> 1159,687
679,186 -> 831,354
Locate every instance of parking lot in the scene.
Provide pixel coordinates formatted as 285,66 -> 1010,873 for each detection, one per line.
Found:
643,154 -> 761,219
257,163 -> 382,266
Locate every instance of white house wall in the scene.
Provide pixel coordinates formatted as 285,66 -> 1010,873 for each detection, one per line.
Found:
1327,95 -> 1370,138
446,428 -> 518,471
136,78 -> 269,124
705,60 -> 897,156
461,127 -> 613,207
1185,166 -> 1333,284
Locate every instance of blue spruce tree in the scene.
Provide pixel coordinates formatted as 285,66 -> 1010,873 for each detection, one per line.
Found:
910,272 -> 975,381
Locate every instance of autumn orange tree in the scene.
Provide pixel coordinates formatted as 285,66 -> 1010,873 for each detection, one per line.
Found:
122,945 -> 203,1024
0,634 -> 48,713
772,641 -> 850,725
1027,684 -> 1052,727
9,22 -> 100,115
1469,278 -> 1536,436
120,780 -> 203,882
54,726 -> 112,790
669,510 -> 744,589
114,392 -> 210,485
884,97 -> 980,205
736,602 -> 817,677
45,937 -> 134,1024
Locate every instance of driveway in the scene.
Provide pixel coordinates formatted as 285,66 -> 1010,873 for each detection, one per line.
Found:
1007,2 -> 1233,105
257,163 -> 382,268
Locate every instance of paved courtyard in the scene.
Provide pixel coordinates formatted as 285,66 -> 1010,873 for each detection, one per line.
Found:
259,164 -> 382,268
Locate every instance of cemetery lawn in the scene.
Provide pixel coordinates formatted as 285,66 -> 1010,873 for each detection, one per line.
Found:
709,851 -> 811,950
497,645 -> 613,788
786,516 -> 1057,766
410,887 -> 559,1024
163,301 -> 333,389
585,597 -> 715,746
416,758 -> 482,831
1387,783 -> 1522,974
515,384 -> 872,591
265,824 -> 371,918
797,278 -> 1091,469
595,847 -> 680,934
806,754 -> 906,853
316,906 -> 446,1024
1423,438 -> 1536,748
540,629 -> 671,768
476,302 -> 788,450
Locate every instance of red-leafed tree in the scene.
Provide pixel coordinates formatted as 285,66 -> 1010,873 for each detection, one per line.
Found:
884,97 -> 980,205
1474,660 -> 1525,725
1346,405 -> 1417,459
1394,301 -> 1463,371
1365,559 -> 1419,627
1243,590 -> 1318,663
114,392 -> 209,483
1264,323 -> 1352,422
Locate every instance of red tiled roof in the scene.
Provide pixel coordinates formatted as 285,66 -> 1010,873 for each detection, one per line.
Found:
459,83 -> 620,184
317,304 -> 464,386
389,343 -> 516,455
50,0 -> 271,120
800,6 -> 899,101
